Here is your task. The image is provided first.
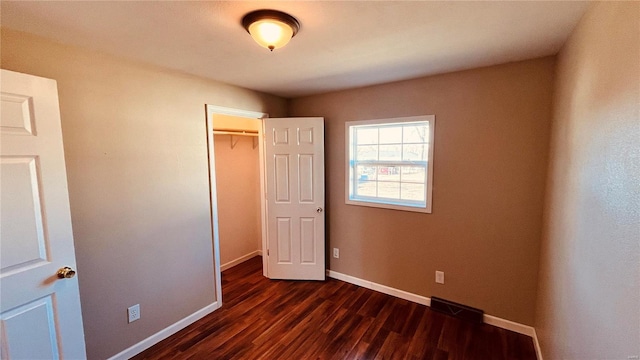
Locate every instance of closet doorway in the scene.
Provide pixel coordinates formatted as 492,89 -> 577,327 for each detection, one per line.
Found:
212,114 -> 264,269
205,106 -> 268,303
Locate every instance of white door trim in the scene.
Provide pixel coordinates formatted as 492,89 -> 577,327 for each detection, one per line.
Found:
204,105 -> 269,305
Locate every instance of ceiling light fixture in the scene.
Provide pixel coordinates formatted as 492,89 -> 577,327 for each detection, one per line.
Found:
242,9 -> 300,51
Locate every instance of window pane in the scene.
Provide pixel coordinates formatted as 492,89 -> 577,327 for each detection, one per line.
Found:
356,145 -> 378,161
379,144 -> 401,161
377,166 -> 400,181
403,143 -> 427,161
378,182 -> 400,199
356,180 -> 376,197
401,183 -> 425,202
379,126 -> 402,144
356,165 -> 377,181
401,166 -> 426,183
356,128 -> 378,145
403,124 -> 429,143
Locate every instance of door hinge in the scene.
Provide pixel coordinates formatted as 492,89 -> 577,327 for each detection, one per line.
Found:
267,249 -> 269,256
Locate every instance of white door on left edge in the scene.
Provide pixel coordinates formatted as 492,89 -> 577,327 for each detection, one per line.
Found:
264,117 -> 325,280
0,70 -> 86,359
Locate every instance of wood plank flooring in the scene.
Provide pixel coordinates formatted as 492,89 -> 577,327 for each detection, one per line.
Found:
133,256 -> 536,360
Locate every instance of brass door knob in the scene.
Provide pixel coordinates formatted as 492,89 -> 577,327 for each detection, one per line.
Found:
316,207 -> 323,213
57,266 -> 76,279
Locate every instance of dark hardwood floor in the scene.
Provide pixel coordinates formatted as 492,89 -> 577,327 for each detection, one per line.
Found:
133,256 -> 536,360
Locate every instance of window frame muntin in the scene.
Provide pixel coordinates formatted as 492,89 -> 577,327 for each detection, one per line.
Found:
345,115 -> 435,214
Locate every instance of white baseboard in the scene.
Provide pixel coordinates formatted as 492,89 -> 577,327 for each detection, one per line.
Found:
483,314 -> 535,337
327,270 -> 431,306
221,250 -> 262,271
326,270 -> 541,358
107,301 -> 221,360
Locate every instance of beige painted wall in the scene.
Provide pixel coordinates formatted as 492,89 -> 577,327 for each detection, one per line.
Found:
289,57 -> 555,325
0,29 -> 286,359
535,2 -> 640,359
214,132 -> 262,266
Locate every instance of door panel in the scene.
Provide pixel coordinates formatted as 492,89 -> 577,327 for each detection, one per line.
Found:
1,296 -> 60,360
274,155 -> 290,202
298,155 -> 314,203
0,92 -> 36,135
0,69 -> 86,359
300,218 -> 316,264
1,157 -> 48,270
265,117 -> 325,280
276,218 -> 292,263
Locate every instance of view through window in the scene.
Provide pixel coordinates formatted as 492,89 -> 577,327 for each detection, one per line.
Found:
346,115 -> 435,213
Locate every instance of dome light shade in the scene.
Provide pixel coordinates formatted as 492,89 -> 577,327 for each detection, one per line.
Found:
242,10 -> 300,51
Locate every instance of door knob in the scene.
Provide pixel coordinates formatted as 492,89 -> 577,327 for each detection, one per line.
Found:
57,266 -> 76,279
316,207 -> 323,213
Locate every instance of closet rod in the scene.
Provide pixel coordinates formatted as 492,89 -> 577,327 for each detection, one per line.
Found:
213,130 -> 259,137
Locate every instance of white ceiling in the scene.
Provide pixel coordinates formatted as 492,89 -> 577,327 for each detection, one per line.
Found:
1,1 -> 590,98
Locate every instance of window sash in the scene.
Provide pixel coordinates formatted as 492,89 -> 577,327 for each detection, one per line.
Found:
349,160 -> 428,205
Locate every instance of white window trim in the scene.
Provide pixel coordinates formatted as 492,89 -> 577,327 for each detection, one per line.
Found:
344,115 -> 435,213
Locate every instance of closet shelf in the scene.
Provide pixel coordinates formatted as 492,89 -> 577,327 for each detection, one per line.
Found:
213,129 -> 259,149
213,130 -> 258,137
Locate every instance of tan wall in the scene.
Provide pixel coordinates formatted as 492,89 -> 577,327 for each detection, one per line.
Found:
535,2 -> 640,359
0,29 -> 286,359
214,132 -> 262,266
289,57 -> 555,325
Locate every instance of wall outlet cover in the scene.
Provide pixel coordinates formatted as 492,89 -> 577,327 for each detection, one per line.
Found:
128,304 -> 141,323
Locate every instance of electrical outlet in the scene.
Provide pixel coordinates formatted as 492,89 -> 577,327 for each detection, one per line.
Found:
333,248 -> 339,258
128,304 -> 141,323
435,271 -> 445,284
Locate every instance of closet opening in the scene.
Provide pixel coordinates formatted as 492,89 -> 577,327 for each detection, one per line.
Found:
205,105 -> 268,305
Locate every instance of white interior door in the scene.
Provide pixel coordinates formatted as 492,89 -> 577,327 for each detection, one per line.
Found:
264,117 -> 325,280
0,70 -> 86,359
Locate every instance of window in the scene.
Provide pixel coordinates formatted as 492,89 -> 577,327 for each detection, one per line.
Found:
345,115 -> 434,213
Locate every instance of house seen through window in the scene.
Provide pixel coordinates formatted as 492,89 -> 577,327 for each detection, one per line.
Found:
345,115 -> 435,213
